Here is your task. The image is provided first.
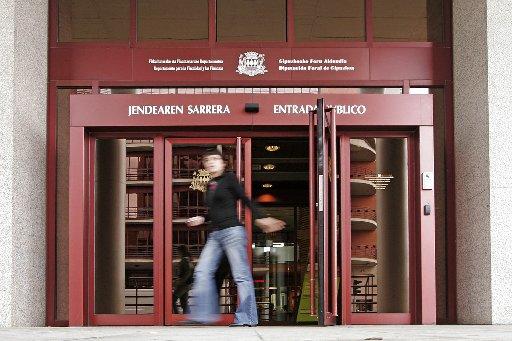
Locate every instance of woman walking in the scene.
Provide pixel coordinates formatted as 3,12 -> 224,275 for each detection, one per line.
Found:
185,149 -> 285,326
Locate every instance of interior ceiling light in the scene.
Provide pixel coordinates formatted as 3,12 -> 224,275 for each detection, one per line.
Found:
262,183 -> 273,188
365,173 -> 394,190
263,164 -> 275,170
265,145 -> 280,152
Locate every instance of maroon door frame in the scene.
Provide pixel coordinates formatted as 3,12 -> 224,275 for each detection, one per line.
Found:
68,94 -> 436,326
308,100 -> 339,326
81,133 -> 165,326
338,129 -> 436,325
308,102 -> 436,325
164,137 -> 252,326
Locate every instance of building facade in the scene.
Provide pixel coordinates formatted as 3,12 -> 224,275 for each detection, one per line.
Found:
0,0 -> 510,327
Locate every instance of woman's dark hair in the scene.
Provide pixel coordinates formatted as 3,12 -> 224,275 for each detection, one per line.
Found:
202,148 -> 223,159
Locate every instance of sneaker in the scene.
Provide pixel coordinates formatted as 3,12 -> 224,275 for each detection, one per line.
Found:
177,320 -> 208,326
229,323 -> 257,327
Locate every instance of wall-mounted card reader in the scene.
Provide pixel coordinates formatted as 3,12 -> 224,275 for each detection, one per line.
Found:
422,172 -> 434,190
424,204 -> 431,215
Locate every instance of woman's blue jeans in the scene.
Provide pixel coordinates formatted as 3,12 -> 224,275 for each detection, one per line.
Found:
189,226 -> 258,325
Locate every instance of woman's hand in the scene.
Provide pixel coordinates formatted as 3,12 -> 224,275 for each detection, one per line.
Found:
254,217 -> 286,233
186,216 -> 205,227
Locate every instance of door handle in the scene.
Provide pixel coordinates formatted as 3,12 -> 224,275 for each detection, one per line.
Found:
424,203 -> 431,215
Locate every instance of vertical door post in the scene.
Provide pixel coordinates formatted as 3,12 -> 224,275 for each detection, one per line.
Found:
69,127 -> 86,326
418,126 -> 437,324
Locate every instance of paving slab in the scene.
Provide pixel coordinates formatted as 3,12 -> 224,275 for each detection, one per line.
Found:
1,325 -> 512,341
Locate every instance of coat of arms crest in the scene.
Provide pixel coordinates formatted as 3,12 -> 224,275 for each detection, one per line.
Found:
236,51 -> 268,77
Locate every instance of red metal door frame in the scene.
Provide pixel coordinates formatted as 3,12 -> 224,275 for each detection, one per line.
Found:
307,128 -> 436,326
338,129 -> 436,325
68,93 -> 435,326
309,100 -> 338,326
164,137 -> 252,325
69,127 -> 435,326
83,133 -> 165,326
417,126 -> 437,324
68,126 -> 88,326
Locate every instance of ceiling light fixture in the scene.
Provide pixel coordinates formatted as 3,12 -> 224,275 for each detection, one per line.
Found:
263,164 -> 275,170
265,145 -> 280,152
262,183 -> 273,188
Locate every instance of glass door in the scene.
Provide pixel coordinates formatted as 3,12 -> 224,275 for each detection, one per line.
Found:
309,98 -> 433,325
89,135 -> 163,326
341,133 -> 415,325
164,138 -> 251,325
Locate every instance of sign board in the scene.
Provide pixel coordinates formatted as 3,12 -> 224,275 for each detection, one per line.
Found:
133,48 -> 369,81
70,94 -> 433,127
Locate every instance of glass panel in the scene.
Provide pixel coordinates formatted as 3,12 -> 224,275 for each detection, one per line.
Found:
320,87 -> 402,94
294,0 -> 365,42
137,0 -> 209,41
170,143 -> 237,315
101,87 -> 408,95
58,0 -> 130,42
94,138 -> 155,314
100,87 -> 321,94
251,138 -> 311,324
349,137 -> 409,313
373,0 -> 444,42
217,0 -> 286,42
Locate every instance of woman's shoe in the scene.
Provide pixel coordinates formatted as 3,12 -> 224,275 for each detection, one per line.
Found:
177,320 -> 207,326
229,323 -> 257,327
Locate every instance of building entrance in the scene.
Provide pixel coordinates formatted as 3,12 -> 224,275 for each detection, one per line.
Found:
68,93 -> 436,326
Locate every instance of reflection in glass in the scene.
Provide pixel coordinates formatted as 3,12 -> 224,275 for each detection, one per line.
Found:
373,0 -> 444,42
294,0 -> 365,42
94,138 -> 155,314
100,87 -> 407,96
350,138 -> 409,313
171,143 -> 238,314
58,0 -> 130,42
251,138 -> 310,324
172,245 -> 193,314
320,88 -> 402,94
217,0 -> 286,42
137,0 -> 208,41
99,88 -> 321,95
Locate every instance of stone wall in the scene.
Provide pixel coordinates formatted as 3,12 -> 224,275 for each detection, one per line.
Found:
0,0 -> 48,327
